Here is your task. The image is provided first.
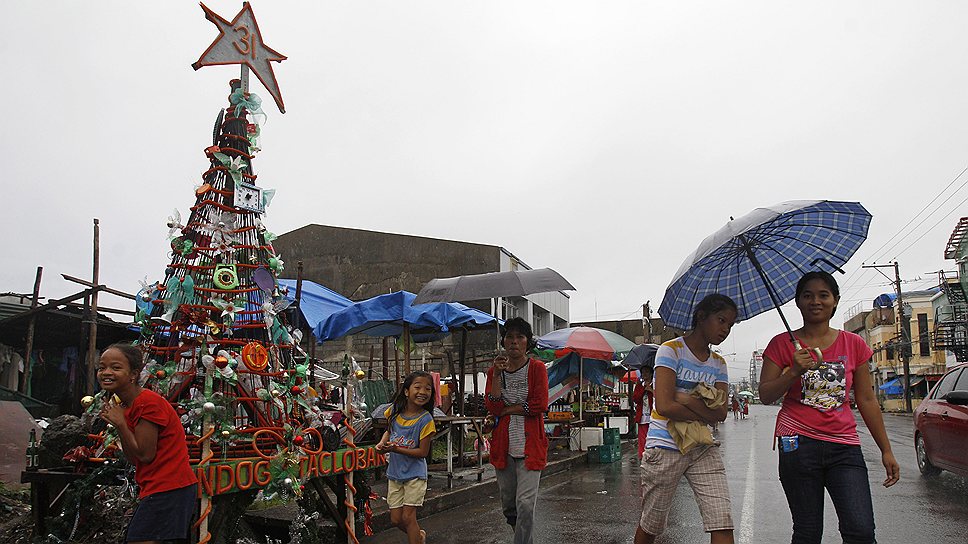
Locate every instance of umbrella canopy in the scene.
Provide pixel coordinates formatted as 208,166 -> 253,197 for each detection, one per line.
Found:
621,343 -> 660,371
314,291 -> 496,342
658,200 -> 872,339
412,267 -> 575,305
546,352 -> 622,403
536,326 -> 637,361
736,390 -> 755,399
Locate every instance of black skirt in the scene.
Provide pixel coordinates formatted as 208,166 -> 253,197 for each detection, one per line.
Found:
126,483 -> 197,542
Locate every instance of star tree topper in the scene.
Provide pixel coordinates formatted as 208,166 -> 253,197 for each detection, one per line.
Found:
192,2 -> 287,113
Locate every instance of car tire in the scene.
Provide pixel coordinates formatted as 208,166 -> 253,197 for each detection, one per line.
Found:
916,433 -> 941,477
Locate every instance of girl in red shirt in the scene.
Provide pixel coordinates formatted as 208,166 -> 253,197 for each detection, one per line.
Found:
98,343 -> 197,543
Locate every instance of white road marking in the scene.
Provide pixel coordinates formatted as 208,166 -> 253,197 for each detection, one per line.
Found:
738,421 -> 757,544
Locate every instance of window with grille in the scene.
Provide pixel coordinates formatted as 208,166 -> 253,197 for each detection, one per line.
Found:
918,313 -> 930,356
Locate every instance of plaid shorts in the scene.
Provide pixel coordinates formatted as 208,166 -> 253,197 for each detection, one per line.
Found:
639,445 -> 733,534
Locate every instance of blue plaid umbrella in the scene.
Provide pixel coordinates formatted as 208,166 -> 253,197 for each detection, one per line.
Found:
658,200 -> 872,342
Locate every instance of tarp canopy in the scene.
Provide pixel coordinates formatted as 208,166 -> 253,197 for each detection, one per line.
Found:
879,378 -> 903,395
546,351 -> 623,404
314,290 -> 497,343
278,279 -> 354,334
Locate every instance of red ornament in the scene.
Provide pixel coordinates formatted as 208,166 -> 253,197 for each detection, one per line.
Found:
155,369 -> 167,379
214,355 -> 229,369
290,385 -> 301,395
293,435 -> 304,445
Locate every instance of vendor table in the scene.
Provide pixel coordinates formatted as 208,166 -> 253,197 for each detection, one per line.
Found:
431,416 -> 487,489
373,415 -> 488,489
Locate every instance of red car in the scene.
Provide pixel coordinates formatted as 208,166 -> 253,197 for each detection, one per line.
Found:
914,363 -> 968,477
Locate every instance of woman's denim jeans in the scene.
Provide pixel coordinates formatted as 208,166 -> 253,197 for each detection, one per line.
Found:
778,435 -> 876,544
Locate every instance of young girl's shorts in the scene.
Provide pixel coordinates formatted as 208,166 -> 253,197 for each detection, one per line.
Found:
639,445 -> 733,534
387,478 -> 428,508
126,483 -> 198,542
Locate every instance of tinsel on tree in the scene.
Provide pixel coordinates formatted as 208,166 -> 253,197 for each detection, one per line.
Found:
81,81 -> 329,503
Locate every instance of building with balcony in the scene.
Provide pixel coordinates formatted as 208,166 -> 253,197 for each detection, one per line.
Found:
933,217 -> 968,368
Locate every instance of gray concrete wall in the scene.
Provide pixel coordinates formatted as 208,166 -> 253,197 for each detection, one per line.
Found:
273,224 -> 501,301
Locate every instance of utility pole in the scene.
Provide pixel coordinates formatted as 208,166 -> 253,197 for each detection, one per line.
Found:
863,262 -> 912,412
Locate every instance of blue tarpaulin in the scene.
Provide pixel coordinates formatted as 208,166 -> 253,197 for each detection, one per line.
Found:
314,290 -> 497,343
879,378 -> 903,395
546,352 -> 623,403
278,279 -> 354,333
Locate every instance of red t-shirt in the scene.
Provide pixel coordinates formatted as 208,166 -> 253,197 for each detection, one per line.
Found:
125,389 -> 197,497
763,330 -> 873,445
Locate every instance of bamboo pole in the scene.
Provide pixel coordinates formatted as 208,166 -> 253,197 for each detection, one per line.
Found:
85,219 -> 100,396
368,345 -> 375,379
394,343 -> 400,387
403,323 -> 411,375
382,337 -> 389,383
458,328 -> 467,415
19,267 -> 43,395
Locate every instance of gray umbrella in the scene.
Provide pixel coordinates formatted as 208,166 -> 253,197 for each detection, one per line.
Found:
412,267 -> 575,416
412,267 -> 575,305
621,343 -> 660,371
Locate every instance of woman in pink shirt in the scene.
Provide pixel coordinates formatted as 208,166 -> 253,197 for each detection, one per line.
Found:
759,271 -> 899,544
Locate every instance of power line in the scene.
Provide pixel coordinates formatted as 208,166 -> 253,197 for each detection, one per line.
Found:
840,163 -> 968,296
890,192 -> 968,260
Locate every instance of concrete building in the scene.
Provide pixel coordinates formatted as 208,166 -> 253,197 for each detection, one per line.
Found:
933,217 -> 968,368
273,224 -> 570,331
271,225 -> 571,379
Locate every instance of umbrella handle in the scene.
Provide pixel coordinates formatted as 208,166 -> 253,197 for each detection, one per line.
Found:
792,340 -> 824,366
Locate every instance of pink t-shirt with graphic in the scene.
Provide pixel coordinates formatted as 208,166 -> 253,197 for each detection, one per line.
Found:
763,330 -> 873,445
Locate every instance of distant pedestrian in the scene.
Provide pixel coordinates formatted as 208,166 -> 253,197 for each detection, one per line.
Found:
376,371 -> 438,544
97,343 -> 198,543
758,271 -> 899,544
739,397 -> 748,419
632,365 -> 655,459
485,317 -> 549,544
731,396 -> 740,420
635,294 -> 736,544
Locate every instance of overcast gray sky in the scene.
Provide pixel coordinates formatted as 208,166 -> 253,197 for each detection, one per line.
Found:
3,1 -> 967,378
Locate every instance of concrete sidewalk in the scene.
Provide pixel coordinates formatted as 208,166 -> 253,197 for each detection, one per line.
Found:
367,442 -> 595,533
244,440 -> 636,538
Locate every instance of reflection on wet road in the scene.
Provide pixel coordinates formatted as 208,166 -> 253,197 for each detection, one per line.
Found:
366,404 -> 968,543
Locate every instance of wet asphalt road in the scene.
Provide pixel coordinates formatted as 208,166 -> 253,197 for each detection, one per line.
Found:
365,404 -> 968,543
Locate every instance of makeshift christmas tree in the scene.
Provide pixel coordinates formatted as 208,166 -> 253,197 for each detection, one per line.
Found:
71,6 -> 378,543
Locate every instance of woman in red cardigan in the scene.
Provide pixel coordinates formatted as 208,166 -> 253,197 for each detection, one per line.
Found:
485,317 -> 549,544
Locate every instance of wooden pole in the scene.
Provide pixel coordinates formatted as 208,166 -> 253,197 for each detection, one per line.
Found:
382,337 -> 389,383
445,350 -> 456,415
458,328 -> 467,415
19,266 -> 43,395
394,343 -> 400,387
293,261 -> 304,330
310,340 -> 317,388
343,369 -> 356,544
85,219 -> 100,396
472,349 -> 479,401
197,370 -> 214,543
368,345 -> 375,380
403,324 -> 412,375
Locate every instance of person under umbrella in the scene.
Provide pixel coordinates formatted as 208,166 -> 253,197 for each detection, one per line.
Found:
758,271 -> 899,544
635,295 -> 736,544
484,318 -> 549,544
632,365 -> 654,460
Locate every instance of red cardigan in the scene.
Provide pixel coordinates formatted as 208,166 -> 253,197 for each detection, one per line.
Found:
484,358 -> 549,471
